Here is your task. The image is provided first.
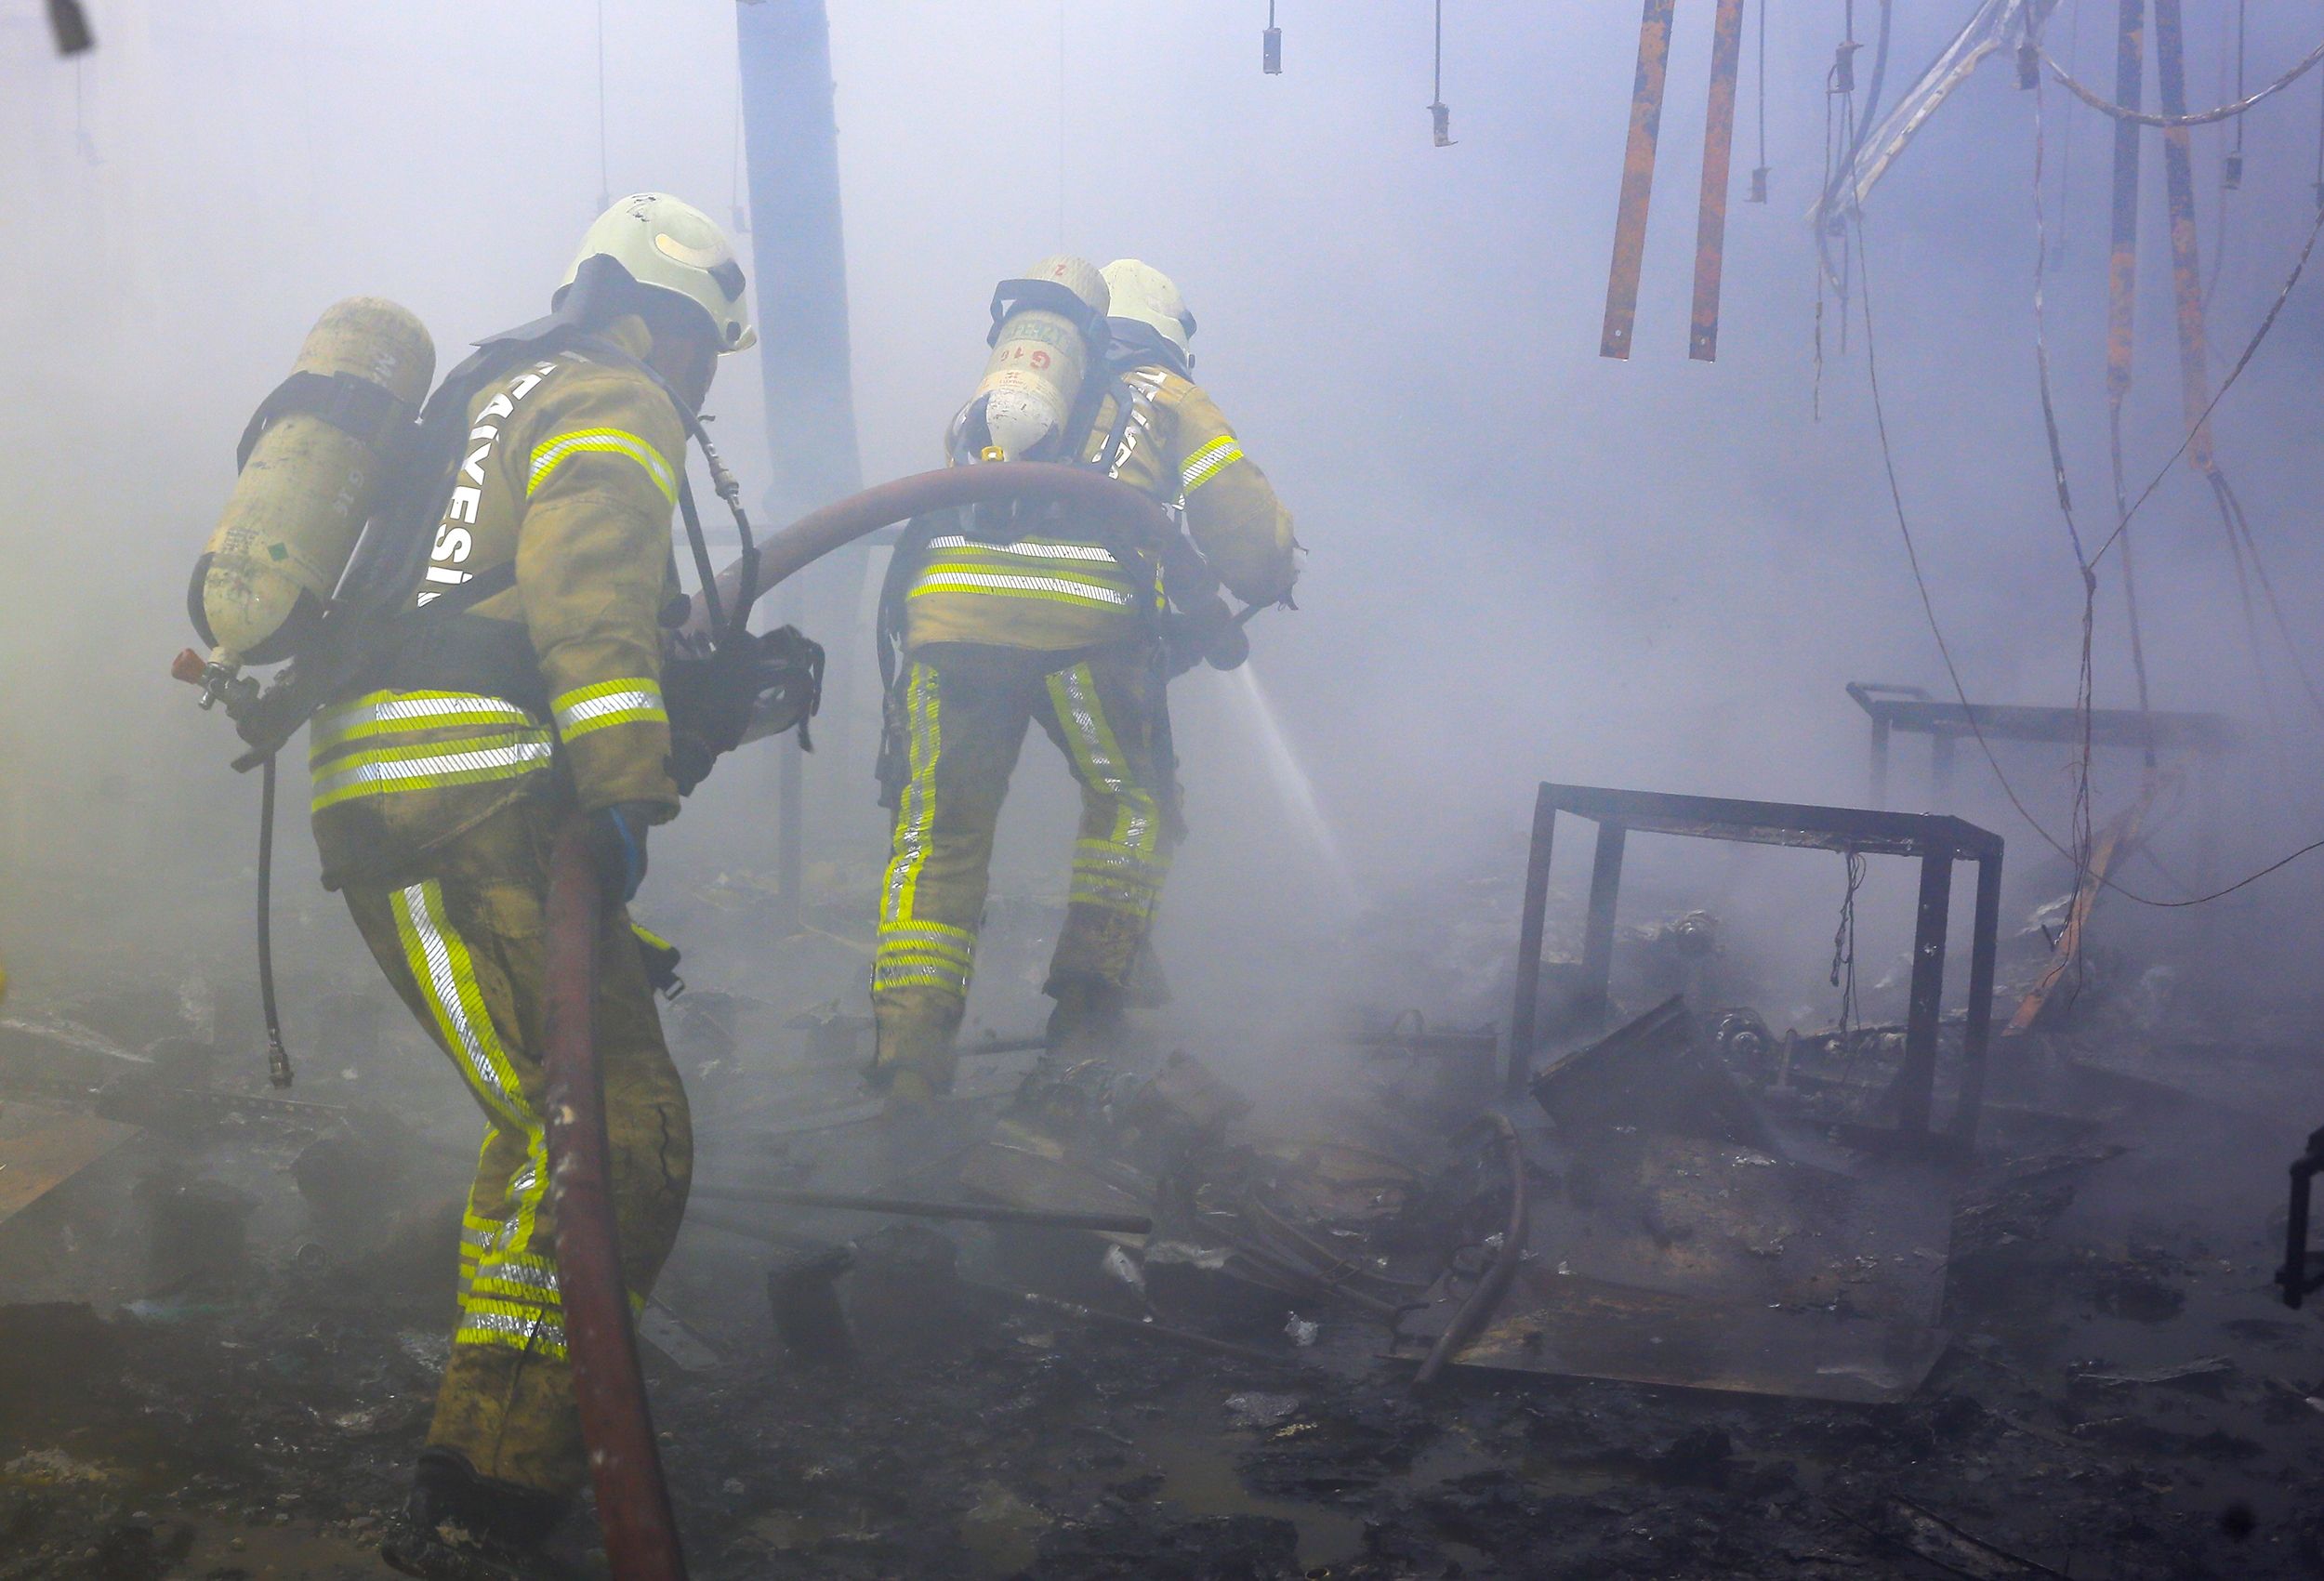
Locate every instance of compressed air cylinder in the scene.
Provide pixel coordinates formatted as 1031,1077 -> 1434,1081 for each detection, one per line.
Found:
970,255 -> 1109,461
193,297 -> 435,667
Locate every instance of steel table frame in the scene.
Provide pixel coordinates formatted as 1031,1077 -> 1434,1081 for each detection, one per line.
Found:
1846,682 -> 2239,808
1505,782 -> 2004,1148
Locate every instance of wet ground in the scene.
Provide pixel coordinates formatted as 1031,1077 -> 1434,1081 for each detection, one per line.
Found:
4,876 -> 2323,1580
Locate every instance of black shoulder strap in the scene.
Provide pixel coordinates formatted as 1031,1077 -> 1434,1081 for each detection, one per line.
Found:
1090,376 -> 1147,480
875,513 -> 945,692
411,562 -> 516,620
236,369 -> 416,472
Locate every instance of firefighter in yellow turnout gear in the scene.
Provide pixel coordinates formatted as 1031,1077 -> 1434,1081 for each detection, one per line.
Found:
308,195 -> 757,1580
873,260 -> 1298,1100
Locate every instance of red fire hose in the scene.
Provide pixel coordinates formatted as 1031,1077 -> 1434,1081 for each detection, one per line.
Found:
543,820 -> 688,1581
547,464 -> 1176,1578
685,461 -> 1200,635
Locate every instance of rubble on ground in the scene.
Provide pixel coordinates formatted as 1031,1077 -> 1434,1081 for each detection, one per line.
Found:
3,873 -> 2322,1580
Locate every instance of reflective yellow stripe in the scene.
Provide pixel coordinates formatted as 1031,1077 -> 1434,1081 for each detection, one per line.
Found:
909,573 -> 1133,607
455,1298 -> 566,1359
310,691 -> 536,759
1073,837 -> 1167,912
550,677 -> 667,741
874,665 -> 939,939
1180,434 -> 1243,494
310,731 -> 553,812
878,922 -> 974,966
469,1248 -> 562,1305
910,531 -> 1138,612
1047,665 -> 1169,919
873,916 -> 976,995
923,534 -> 1121,565
526,427 -> 679,504
394,889 -> 560,1350
391,881 -> 530,1132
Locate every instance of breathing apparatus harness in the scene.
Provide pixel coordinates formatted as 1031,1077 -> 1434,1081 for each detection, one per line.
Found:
212,256 -> 820,1086
872,284 -> 1251,807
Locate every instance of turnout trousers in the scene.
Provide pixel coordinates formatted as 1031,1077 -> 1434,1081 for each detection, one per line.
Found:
338,796 -> 692,1497
873,640 -> 1176,1090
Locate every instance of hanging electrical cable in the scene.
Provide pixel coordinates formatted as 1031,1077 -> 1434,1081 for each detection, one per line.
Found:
2095,0 -> 2158,766
1857,206 -> 2324,910
1829,850 -> 1867,1047
2204,6 -> 2240,310
1429,0 -> 1454,146
1749,0 -> 1769,201
1812,0 -> 1890,400
2050,0 -> 2082,270
2153,0 -> 2324,734
595,0 -> 611,209
2215,468 -> 2324,724
2315,60 -> 2324,210
2092,203 -> 2324,570
2226,0 -> 2248,187
2043,31 -> 2324,126
2028,65 -> 2106,903
1813,6 -> 1861,415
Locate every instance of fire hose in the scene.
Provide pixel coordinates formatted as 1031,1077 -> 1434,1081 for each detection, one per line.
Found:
542,819 -> 685,1580
682,460 -> 1242,662
543,463 -> 1192,1578
1412,1113 -> 1529,1390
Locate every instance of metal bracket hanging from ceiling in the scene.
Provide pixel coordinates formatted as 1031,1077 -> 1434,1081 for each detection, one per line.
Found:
1817,0 -> 2062,226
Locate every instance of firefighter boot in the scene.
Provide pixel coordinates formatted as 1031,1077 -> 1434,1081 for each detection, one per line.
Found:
378,1448 -> 569,1581
1043,973 -> 1128,1067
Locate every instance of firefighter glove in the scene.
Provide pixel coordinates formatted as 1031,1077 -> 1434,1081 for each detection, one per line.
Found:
664,626 -> 825,796
589,802 -> 655,903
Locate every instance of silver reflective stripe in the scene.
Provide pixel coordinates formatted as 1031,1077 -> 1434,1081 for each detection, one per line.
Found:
924,535 -> 1118,563
397,882 -> 526,1126
555,688 -> 663,730
883,667 -> 938,927
916,573 -> 1132,605
312,740 -> 554,802
473,1258 -> 561,1299
319,695 -> 535,732
457,1309 -> 566,1348
1058,665 -> 1154,853
1181,435 -> 1244,491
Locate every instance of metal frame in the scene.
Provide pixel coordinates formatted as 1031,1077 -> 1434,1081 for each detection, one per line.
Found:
1846,682 -> 2239,807
2278,1126 -> 2324,1310
1505,782 -> 2004,1148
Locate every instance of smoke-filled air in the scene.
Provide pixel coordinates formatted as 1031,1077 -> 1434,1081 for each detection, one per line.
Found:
7,3 -> 2324,1577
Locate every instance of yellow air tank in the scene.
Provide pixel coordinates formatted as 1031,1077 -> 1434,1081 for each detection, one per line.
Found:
967,255 -> 1109,461
191,297 -> 435,669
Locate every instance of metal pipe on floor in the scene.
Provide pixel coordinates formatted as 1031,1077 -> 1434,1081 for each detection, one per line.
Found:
1414,1112 -> 1529,1390
690,1183 -> 1152,1235
960,1281 -> 1312,1371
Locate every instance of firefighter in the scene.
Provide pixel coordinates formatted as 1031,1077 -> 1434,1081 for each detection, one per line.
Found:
314,194 -> 755,1580
871,258 -> 1299,1105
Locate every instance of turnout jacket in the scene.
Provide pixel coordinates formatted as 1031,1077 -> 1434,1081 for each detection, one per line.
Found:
310,317 -> 685,887
903,362 -> 1298,653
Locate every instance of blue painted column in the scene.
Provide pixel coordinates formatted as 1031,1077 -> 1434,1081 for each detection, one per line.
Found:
736,0 -> 865,932
737,0 -> 864,515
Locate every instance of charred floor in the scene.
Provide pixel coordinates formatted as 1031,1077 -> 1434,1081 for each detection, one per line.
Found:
4,819 -> 2321,1581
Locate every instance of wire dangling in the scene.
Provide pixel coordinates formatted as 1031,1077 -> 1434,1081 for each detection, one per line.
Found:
1748,0 -> 1770,201
1429,0 -> 1454,146
1829,849 -> 1867,1051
